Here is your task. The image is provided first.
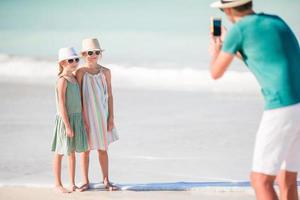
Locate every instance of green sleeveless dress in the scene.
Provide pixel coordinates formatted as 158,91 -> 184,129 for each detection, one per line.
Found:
51,77 -> 88,155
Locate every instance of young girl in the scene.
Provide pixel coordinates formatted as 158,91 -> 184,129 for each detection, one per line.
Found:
51,47 -> 89,193
76,38 -> 119,191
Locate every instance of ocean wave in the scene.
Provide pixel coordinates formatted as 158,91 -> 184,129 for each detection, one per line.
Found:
0,54 -> 259,93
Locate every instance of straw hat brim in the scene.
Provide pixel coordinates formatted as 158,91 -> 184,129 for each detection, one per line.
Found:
81,48 -> 105,53
58,55 -> 80,63
210,0 -> 252,8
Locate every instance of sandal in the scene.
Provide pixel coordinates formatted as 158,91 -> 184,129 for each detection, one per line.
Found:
70,185 -> 79,192
78,183 -> 89,192
103,181 -> 119,191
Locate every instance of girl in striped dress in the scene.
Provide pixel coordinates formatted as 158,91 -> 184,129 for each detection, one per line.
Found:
51,47 -> 88,193
76,38 -> 119,191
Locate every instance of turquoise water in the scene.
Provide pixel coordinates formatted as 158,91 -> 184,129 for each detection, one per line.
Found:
0,0 -> 299,68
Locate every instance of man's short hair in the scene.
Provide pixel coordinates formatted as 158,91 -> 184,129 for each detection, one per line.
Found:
232,1 -> 253,12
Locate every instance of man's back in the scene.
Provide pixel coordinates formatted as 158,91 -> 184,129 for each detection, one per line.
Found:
223,13 -> 300,110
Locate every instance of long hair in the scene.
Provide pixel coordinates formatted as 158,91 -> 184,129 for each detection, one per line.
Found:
58,64 -> 63,76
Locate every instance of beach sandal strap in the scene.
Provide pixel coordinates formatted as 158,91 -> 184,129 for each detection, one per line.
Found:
79,183 -> 89,192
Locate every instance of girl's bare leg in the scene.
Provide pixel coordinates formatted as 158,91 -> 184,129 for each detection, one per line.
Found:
53,154 -> 70,193
98,150 -> 118,191
79,151 -> 90,192
98,150 -> 109,181
68,152 -> 77,191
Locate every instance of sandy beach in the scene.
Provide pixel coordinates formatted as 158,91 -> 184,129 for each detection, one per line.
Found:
0,186 -> 257,200
0,81 -> 264,199
0,81 -> 264,183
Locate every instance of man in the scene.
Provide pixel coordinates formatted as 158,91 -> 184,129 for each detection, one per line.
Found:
209,0 -> 300,199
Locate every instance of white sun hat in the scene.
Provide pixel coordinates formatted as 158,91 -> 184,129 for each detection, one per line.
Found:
210,0 -> 252,8
81,38 -> 104,52
58,47 -> 79,63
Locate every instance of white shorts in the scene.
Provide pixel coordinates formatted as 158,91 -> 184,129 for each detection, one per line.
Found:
252,103 -> 300,175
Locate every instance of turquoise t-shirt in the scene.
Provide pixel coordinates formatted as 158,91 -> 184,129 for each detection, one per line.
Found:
222,13 -> 300,110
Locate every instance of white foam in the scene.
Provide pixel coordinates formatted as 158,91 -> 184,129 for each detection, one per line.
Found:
0,54 -> 260,93
109,64 -> 259,93
0,54 -> 55,80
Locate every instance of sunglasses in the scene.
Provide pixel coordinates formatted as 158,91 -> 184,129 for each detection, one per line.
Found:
87,50 -> 101,56
67,58 -> 80,64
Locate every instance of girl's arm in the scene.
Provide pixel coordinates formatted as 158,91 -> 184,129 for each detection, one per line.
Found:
104,68 -> 114,131
75,68 -> 90,135
57,78 -> 74,138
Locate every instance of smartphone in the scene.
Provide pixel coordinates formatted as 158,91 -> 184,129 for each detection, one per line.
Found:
211,18 -> 222,37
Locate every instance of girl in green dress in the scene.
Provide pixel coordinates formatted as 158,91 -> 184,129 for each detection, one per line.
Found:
51,47 -> 88,193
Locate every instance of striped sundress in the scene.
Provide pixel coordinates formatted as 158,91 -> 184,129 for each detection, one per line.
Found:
82,68 -> 119,151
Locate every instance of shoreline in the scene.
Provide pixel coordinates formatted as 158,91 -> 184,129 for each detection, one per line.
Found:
1,181 -> 300,191
1,183 -> 300,200
0,186 -> 256,200
0,181 -> 253,190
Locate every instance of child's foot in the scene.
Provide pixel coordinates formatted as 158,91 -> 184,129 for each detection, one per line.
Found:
70,185 -> 79,192
103,180 -> 119,191
55,185 -> 71,193
78,183 -> 89,192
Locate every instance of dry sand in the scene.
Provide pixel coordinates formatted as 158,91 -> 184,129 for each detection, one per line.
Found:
0,186 -> 256,200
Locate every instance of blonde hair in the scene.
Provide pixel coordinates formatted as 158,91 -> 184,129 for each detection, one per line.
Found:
58,63 -> 64,76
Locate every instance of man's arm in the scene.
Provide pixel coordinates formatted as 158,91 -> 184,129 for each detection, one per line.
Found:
209,37 -> 235,79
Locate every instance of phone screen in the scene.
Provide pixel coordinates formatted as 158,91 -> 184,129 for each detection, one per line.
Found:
213,19 -> 222,36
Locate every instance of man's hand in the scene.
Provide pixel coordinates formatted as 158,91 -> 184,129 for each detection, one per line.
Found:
209,26 -> 227,57
209,35 -> 222,57
221,26 -> 227,41
209,26 -> 234,80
